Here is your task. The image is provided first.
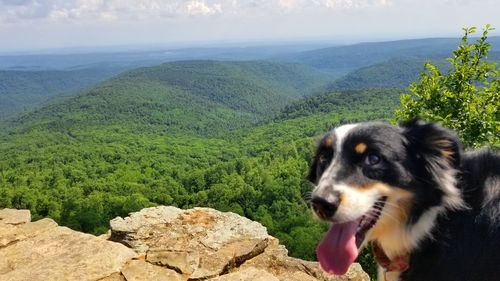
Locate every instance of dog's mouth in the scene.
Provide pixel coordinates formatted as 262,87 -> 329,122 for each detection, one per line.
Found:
316,196 -> 387,275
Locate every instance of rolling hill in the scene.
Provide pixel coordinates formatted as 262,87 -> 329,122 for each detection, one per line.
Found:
0,58 -> 401,261
277,37 -> 500,74
0,67 -> 125,121
8,60 -> 333,135
276,89 -> 401,121
326,57 -> 449,90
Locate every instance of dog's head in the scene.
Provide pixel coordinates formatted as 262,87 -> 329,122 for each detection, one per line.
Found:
308,119 -> 464,275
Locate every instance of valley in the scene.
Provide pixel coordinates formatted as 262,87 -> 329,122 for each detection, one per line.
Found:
1,36 -> 499,280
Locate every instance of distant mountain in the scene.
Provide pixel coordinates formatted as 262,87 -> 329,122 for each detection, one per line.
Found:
0,67 -> 124,121
276,37 -> 500,74
0,44 -> 330,71
326,50 -> 500,90
9,60 -> 332,135
326,57 -> 448,90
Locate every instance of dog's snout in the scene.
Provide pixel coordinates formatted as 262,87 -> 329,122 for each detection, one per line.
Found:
310,195 -> 340,220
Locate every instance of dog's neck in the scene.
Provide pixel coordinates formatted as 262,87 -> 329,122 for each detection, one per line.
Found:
372,241 -> 409,273
371,167 -> 466,259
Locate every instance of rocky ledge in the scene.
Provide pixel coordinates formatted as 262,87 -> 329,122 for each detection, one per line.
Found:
0,206 -> 370,281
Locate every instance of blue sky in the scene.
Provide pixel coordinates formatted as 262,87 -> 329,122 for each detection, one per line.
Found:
0,0 -> 499,52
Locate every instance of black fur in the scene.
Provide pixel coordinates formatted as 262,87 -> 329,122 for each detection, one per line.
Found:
309,119 -> 500,281
402,149 -> 500,281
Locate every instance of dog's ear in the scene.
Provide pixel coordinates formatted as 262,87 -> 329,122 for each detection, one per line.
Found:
400,118 -> 462,168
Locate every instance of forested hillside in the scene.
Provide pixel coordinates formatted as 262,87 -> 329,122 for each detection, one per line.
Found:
118,60 -> 331,114
0,67 -> 124,121
8,61 -> 331,135
277,89 -> 401,120
326,57 -> 448,90
277,37 -> 500,74
0,79 -> 399,269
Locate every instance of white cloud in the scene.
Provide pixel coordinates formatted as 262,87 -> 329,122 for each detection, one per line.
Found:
313,0 -> 389,9
186,0 -> 222,16
0,0 -> 395,23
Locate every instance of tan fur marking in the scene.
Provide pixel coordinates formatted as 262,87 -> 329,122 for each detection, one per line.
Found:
433,139 -> 454,159
352,182 -> 393,193
441,149 -> 454,159
355,143 -> 367,154
366,186 -> 414,258
323,137 -> 334,147
370,197 -> 412,238
339,192 -> 345,205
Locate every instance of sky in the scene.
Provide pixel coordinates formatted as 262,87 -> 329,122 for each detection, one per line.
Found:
0,0 -> 499,52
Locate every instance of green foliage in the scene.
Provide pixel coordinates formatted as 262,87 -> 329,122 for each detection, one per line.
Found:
0,67 -> 123,121
0,88 -> 397,274
0,60 -> 405,279
396,26 -> 500,148
7,61 -> 332,136
278,89 -> 401,121
328,57 -> 449,90
107,60 -> 332,117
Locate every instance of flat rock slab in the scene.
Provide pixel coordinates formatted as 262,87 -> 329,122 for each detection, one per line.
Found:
0,210 -> 137,281
0,209 -> 31,225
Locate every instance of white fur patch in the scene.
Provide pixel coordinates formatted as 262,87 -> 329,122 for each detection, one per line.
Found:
330,183 -> 379,223
334,123 -> 359,153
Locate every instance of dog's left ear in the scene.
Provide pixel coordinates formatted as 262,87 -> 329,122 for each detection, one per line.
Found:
400,118 -> 462,168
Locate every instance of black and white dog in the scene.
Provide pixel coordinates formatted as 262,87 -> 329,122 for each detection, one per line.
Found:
308,119 -> 500,281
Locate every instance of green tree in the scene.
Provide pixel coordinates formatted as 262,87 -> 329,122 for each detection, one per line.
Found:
396,25 -> 500,148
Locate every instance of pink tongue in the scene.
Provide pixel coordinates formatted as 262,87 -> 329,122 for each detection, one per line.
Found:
316,221 -> 359,275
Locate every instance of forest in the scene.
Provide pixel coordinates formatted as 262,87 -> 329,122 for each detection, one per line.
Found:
0,29 -> 499,280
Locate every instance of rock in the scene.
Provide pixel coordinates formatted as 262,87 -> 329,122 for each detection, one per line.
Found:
97,273 -> 127,281
0,210 -> 138,281
110,207 -> 271,279
208,267 -> 280,281
240,239 -> 370,281
0,207 -> 371,281
109,206 -> 370,281
0,209 -> 30,225
121,260 -> 184,281
109,206 -> 184,254
0,218 -> 58,248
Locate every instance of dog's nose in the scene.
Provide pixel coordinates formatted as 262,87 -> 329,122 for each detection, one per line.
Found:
310,196 -> 339,220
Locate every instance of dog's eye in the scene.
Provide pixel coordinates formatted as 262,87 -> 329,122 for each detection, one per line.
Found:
365,153 -> 381,166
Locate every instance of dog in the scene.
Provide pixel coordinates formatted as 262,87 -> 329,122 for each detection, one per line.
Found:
308,119 -> 500,281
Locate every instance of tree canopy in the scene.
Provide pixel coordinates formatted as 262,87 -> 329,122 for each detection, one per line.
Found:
396,25 -> 500,148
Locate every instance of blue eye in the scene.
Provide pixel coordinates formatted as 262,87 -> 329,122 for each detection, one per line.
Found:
365,153 -> 381,165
